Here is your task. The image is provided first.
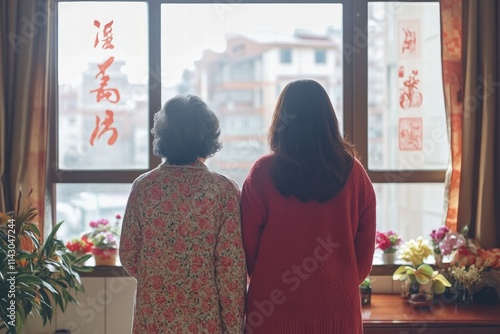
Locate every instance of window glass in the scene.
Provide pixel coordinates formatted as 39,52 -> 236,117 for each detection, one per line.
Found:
56,184 -> 131,242
161,3 -> 343,185
315,49 -> 327,63
367,2 -> 448,170
58,2 -> 149,170
374,183 -> 445,243
280,49 -> 292,63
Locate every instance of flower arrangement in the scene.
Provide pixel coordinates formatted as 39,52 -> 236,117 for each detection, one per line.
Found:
376,230 -> 402,254
65,236 -> 93,255
429,226 -> 450,254
399,237 -> 433,267
437,226 -> 498,268
85,214 -> 121,250
450,264 -> 483,292
393,263 -> 452,294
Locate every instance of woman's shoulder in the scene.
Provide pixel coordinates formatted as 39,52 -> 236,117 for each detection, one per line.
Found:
351,158 -> 371,181
207,170 -> 240,194
248,154 -> 275,175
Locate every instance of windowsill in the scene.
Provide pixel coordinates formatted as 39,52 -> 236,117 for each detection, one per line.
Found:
79,261 -> 441,278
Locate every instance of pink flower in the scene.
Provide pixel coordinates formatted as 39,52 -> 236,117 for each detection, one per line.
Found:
188,323 -> 199,333
153,218 -> 165,229
430,226 -> 450,243
152,275 -> 163,289
162,308 -> 175,322
198,218 -> 210,230
440,232 -> 465,255
175,292 -> 186,304
220,257 -> 233,267
89,220 -> 98,228
151,185 -> 163,200
115,214 -> 122,219
207,320 -> 218,333
155,295 -> 166,304
191,280 -> 201,292
98,218 -> 109,226
226,220 -> 237,234
376,231 -> 402,253
167,259 -> 179,272
174,241 -> 186,252
192,256 -> 204,268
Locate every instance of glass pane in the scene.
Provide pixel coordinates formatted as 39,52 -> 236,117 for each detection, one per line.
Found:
56,183 -> 131,243
373,183 -> 445,263
368,3 -> 449,170
58,2 -> 149,170
161,4 -> 343,186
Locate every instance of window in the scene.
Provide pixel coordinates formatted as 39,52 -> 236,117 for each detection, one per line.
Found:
315,49 -> 327,63
280,49 -> 292,63
54,1 -> 447,252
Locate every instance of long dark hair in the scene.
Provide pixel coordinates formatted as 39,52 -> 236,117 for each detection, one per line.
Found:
269,79 -> 355,202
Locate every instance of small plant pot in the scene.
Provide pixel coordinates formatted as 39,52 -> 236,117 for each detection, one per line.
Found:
382,252 -> 396,264
91,248 -> 117,266
360,287 -> 372,305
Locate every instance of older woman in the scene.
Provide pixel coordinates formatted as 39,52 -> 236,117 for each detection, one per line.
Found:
120,95 -> 246,334
242,80 -> 376,333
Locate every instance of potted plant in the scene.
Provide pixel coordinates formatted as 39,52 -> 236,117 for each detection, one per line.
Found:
429,226 -> 450,267
85,214 -> 121,266
393,264 -> 451,307
0,190 -> 92,334
376,230 -> 402,264
359,278 -> 372,305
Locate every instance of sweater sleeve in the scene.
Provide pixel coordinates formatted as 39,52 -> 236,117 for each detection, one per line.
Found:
354,167 -> 377,285
215,184 -> 247,334
240,173 -> 266,277
119,182 -> 142,278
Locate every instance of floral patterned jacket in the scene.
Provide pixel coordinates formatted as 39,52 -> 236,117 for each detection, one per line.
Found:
120,161 -> 247,333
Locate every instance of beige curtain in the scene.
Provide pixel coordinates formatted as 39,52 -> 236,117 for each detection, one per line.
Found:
442,0 -> 500,248
0,0 -> 54,233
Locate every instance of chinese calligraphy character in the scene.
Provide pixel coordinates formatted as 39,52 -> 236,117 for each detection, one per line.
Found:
90,109 -> 118,146
401,28 -> 417,55
399,69 -> 423,110
399,118 -> 422,151
94,20 -> 114,49
90,56 -> 121,103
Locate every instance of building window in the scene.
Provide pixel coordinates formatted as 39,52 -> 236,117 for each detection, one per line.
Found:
54,1 -> 446,249
280,49 -> 292,63
315,49 -> 327,63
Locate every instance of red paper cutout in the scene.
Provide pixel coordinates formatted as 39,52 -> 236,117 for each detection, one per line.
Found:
399,118 -> 422,151
90,110 -> 118,146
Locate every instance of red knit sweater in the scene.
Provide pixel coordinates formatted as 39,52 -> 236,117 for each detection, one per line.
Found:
241,155 -> 376,334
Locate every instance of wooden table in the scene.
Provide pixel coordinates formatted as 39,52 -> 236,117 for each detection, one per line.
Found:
362,294 -> 500,334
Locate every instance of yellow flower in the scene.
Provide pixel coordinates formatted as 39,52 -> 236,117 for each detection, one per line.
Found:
400,237 -> 433,267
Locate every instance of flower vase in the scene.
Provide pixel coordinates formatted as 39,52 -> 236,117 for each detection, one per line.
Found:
382,252 -> 396,264
408,282 -> 434,308
91,248 -> 117,266
455,284 -> 474,306
434,253 -> 443,268
400,280 -> 420,301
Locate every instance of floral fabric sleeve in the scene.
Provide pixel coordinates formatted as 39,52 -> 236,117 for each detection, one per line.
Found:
119,182 -> 142,277
215,185 -> 247,333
